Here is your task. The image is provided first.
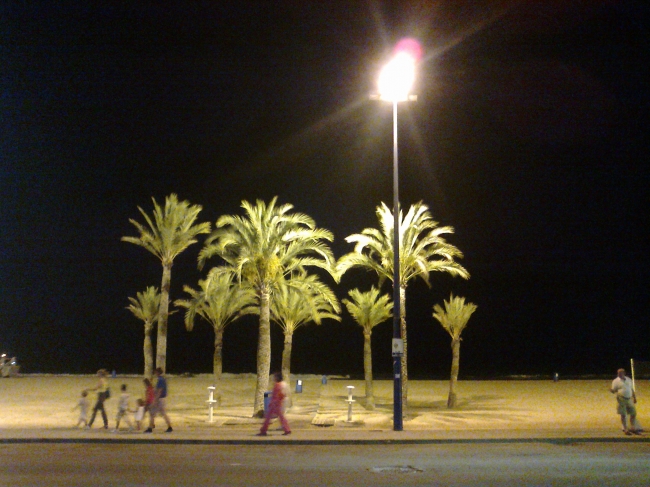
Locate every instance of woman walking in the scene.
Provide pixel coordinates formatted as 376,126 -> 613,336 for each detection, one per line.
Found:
87,369 -> 110,429
257,372 -> 291,436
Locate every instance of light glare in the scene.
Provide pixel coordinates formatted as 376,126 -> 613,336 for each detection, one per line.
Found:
377,52 -> 415,102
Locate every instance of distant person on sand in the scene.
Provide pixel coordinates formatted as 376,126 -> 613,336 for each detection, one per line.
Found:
257,371 -> 291,436
72,390 -> 89,428
144,368 -> 173,433
113,384 -> 134,432
88,369 -> 110,429
610,368 -> 641,435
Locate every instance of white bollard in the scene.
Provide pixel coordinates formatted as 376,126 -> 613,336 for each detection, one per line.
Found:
346,386 -> 355,422
207,386 -> 218,423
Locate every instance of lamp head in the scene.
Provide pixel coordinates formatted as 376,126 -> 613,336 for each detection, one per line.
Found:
377,39 -> 420,102
378,51 -> 416,102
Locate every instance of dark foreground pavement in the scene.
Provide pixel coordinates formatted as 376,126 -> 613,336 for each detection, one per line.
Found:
3,442 -> 650,487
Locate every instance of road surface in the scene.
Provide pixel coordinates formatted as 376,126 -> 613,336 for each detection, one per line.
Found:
2,442 -> 649,486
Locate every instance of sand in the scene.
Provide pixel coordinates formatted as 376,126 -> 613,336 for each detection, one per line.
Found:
0,374 -> 645,432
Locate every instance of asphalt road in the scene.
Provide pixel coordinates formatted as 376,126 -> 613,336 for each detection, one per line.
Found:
3,442 -> 650,486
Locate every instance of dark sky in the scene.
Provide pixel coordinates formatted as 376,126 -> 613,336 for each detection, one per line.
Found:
2,1 -> 648,378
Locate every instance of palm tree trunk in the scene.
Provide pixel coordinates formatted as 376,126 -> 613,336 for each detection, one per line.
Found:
281,331 -> 293,386
213,327 -> 224,407
363,331 -> 374,410
282,331 -> 294,409
447,338 -> 460,408
253,287 -> 271,417
144,322 -> 154,379
399,285 -> 408,414
156,261 -> 172,373
213,328 -> 223,381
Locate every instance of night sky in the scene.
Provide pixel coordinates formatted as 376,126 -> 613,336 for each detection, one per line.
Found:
3,1 -> 648,378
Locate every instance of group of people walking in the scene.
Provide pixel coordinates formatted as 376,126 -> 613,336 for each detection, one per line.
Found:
74,369 -> 293,436
74,367 -> 172,433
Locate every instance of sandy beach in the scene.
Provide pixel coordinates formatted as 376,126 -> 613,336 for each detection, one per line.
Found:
1,374 -> 645,435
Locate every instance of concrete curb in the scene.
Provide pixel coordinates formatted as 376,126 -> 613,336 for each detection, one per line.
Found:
2,435 -> 648,446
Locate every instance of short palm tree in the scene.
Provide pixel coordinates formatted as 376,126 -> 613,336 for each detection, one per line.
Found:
122,194 -> 210,373
126,286 -> 160,378
432,294 -> 477,408
198,197 -> 336,417
342,287 -> 392,410
271,273 -> 340,386
337,201 -> 469,412
174,269 -> 257,384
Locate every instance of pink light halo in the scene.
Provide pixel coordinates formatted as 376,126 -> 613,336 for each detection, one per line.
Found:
394,38 -> 422,61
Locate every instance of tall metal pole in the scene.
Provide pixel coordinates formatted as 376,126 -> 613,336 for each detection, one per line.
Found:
392,100 -> 403,431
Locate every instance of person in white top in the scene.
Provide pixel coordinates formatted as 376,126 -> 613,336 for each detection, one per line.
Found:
113,384 -> 134,432
610,368 -> 640,435
72,390 -> 90,428
134,398 -> 146,430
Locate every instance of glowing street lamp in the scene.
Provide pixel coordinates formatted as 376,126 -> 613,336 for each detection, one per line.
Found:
377,52 -> 416,102
374,45 -> 417,432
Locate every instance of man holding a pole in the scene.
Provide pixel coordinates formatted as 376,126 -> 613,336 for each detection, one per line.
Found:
610,368 -> 641,435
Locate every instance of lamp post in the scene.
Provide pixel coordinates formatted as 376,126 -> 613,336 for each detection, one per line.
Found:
376,50 -> 416,431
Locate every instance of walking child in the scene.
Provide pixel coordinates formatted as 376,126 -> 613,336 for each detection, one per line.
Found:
113,384 -> 134,432
72,390 -> 89,428
134,398 -> 145,430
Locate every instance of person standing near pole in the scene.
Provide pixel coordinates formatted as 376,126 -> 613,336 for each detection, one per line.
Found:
144,367 -> 172,433
610,368 -> 641,435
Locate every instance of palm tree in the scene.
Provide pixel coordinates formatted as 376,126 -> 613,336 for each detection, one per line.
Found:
122,193 -> 210,373
432,294 -> 477,408
125,286 -> 160,378
174,270 -> 257,384
198,197 -> 336,417
271,273 -> 340,386
337,201 -> 469,412
342,287 -> 392,410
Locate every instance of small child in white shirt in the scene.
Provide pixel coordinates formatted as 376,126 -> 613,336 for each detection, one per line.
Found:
72,390 -> 89,428
134,398 -> 145,430
113,384 -> 134,432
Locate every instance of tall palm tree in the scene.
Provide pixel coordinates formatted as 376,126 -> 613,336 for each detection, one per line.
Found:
271,273 -> 340,385
198,197 -> 336,417
433,294 -> 477,408
125,286 -> 160,378
174,270 -> 257,383
337,201 -> 469,412
342,287 -> 392,410
122,193 -> 210,373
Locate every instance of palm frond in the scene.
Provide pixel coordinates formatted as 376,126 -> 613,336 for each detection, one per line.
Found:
122,194 -> 210,264
200,197 -> 337,291
271,274 -> 340,333
174,270 -> 257,333
338,200 -> 469,287
125,286 -> 161,327
342,286 -> 392,334
432,294 -> 477,340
